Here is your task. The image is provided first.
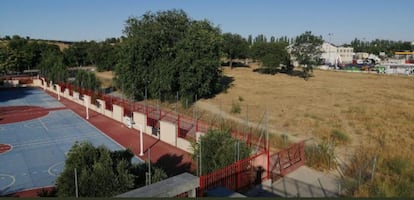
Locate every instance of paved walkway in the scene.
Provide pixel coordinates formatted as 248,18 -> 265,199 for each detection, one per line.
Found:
246,166 -> 341,197
46,91 -> 194,176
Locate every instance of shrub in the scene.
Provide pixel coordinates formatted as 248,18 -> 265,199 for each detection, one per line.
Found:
331,129 -> 349,143
230,101 -> 241,114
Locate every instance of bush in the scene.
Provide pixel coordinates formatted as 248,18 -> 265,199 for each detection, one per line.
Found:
230,101 -> 241,114
331,129 -> 349,143
305,139 -> 336,170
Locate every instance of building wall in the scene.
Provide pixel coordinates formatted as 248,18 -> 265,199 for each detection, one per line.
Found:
160,120 -> 177,146
177,138 -> 193,153
112,104 -> 124,123
337,47 -> 354,63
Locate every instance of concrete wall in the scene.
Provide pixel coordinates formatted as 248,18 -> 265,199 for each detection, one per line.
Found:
3,80 -> 19,87
112,104 -> 124,123
63,88 -> 69,98
177,138 -> 193,153
196,132 -> 204,143
132,112 -> 146,131
84,95 -> 91,107
160,120 -> 177,146
73,92 -> 80,102
33,79 -> 42,87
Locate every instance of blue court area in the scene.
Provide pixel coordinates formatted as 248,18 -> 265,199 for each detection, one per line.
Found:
0,87 -> 63,108
0,88 -> 142,195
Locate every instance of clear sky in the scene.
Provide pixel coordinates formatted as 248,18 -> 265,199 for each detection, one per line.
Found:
1,0 -> 413,45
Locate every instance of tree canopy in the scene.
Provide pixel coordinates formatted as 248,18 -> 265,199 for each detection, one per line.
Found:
115,9 -> 222,103
192,129 -> 251,175
56,141 -> 166,197
222,33 -> 249,68
251,42 -> 290,74
291,31 -> 324,79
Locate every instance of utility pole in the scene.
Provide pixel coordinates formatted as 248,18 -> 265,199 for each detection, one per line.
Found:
74,168 -> 79,198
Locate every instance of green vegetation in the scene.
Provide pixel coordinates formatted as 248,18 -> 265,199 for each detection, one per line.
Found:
222,33 -> 249,69
191,129 -> 251,175
56,141 -> 166,197
230,100 -> 241,114
346,38 -> 414,56
251,42 -> 291,74
330,129 -> 349,144
290,31 -> 324,79
73,70 -> 101,91
305,138 -> 336,170
343,146 -> 414,197
115,10 -> 222,102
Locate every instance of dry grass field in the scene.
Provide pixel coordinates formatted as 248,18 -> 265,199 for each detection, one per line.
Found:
196,64 -> 414,160
95,71 -> 115,88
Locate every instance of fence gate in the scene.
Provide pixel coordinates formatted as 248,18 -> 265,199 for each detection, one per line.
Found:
270,141 -> 305,177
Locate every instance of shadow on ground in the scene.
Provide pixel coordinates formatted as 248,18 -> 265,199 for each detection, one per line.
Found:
252,68 -> 309,79
221,61 -> 250,68
0,87 -> 33,103
154,154 -> 192,177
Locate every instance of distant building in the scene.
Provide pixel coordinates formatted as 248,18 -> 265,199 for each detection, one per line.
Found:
337,47 -> 354,63
320,42 -> 354,65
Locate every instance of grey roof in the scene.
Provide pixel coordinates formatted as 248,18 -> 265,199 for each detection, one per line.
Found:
116,172 -> 199,197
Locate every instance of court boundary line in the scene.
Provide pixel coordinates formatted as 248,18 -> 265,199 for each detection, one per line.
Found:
0,174 -> 16,192
68,109 -> 144,163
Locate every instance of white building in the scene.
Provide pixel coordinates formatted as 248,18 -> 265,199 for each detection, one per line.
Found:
320,42 -> 354,65
337,47 -> 354,63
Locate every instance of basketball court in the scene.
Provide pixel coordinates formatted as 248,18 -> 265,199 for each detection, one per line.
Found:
0,88 -> 142,196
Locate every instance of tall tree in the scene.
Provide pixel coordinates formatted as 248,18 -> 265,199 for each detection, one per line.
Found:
115,9 -> 222,103
291,31 -> 323,79
252,42 -> 290,74
222,33 -> 249,68
37,49 -> 67,83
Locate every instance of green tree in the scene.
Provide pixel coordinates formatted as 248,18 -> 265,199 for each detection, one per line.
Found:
115,9 -> 222,103
38,49 -> 67,83
192,129 -> 251,175
63,41 -> 91,67
251,42 -> 290,74
291,31 -> 323,79
74,70 -> 101,91
222,33 -> 249,68
56,141 -> 166,197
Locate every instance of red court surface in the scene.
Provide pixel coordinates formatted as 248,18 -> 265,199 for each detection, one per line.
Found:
46,91 -> 195,176
0,106 -> 48,124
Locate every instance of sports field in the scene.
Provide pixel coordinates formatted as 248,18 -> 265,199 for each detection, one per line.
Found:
0,88 -> 141,196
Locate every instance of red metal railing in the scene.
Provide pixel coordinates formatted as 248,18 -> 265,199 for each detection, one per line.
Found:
198,150 -> 268,197
270,141 -> 305,177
